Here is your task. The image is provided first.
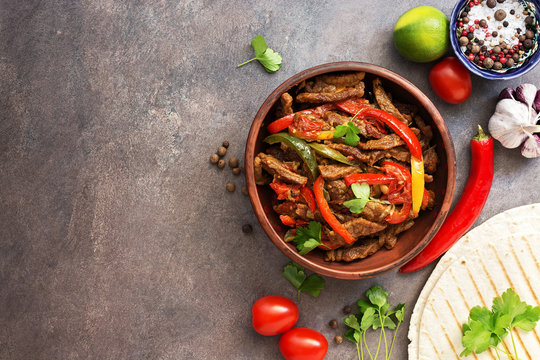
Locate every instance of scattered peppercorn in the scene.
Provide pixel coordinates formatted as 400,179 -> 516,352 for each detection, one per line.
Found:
503,21 -> 509,27
232,167 -> 241,175
512,52 -> 520,61
217,159 -> 226,169
459,36 -> 469,46
494,9 -> 506,21
334,336 -> 343,345
471,45 -> 481,54
241,186 -> 248,196
487,0 -> 496,8
226,182 -> 236,192
467,32 -> 474,40
492,45 -> 502,54
463,16 -> 470,24
497,0 -> 505,3
242,224 -> 253,234
217,146 -> 227,157
329,320 -> 338,329
484,57 -> 495,68
222,140 -> 230,148
210,153 -> 219,164
519,34 -> 527,42
479,19 -> 488,28
526,30 -> 535,39
492,31 -> 498,38
342,305 -> 352,315
506,58 -> 515,67
229,157 -> 239,168
525,16 -> 534,25
524,39 -> 533,49
493,61 -> 503,70
510,9 -> 515,15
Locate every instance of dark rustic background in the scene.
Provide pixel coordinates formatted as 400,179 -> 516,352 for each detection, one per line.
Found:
1,1 -> 539,359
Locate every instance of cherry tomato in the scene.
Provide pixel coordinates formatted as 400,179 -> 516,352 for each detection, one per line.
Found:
252,296 -> 298,336
279,328 -> 328,360
429,57 -> 472,104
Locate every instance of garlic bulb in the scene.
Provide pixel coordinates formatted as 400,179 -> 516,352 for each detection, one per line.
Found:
521,133 -> 540,158
488,99 -> 534,148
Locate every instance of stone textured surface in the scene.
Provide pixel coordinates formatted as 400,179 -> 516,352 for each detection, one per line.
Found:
1,1 -> 539,359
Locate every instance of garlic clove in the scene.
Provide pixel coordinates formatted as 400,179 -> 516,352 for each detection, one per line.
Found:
515,84 -> 537,109
498,87 -> 515,101
521,133 -> 540,158
488,99 -> 530,148
534,90 -> 540,113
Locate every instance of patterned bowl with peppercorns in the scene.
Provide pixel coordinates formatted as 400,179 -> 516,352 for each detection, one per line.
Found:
450,0 -> 540,79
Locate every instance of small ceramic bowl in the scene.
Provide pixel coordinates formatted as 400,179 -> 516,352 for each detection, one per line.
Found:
450,0 -> 540,80
244,62 -> 457,279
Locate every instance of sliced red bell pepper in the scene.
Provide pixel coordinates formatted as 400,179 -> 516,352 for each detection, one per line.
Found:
300,186 -> 316,213
344,173 -> 397,186
280,215 -> 297,227
270,182 -> 301,200
422,189 -> 430,208
267,103 -> 336,134
382,161 -> 412,224
334,98 -> 370,115
313,175 -> 356,244
385,202 -> 412,224
318,239 -> 341,250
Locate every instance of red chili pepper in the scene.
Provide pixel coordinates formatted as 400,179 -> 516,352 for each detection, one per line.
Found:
313,175 -> 356,244
300,186 -> 317,213
344,173 -> 396,186
280,215 -> 297,227
267,104 -> 335,134
400,126 -> 494,273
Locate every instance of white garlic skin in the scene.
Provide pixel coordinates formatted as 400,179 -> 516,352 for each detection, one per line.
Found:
488,99 -> 530,148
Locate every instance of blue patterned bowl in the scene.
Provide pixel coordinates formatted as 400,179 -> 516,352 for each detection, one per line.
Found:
450,0 -> 540,80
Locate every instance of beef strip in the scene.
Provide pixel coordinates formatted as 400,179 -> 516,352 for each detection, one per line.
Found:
323,111 -> 380,139
305,72 -> 366,92
325,238 -> 384,262
414,115 -> 433,144
296,86 -> 365,104
273,202 -> 318,222
378,220 -> 415,250
423,146 -> 438,174
281,92 -> 293,115
362,146 -> 411,166
318,164 -> 363,180
358,133 -> 405,150
254,154 -> 270,185
326,217 -> 387,245
327,143 -> 370,163
422,190 -> 436,211
372,78 -> 409,124
257,153 -> 307,185
361,202 -> 393,223
326,179 -> 351,202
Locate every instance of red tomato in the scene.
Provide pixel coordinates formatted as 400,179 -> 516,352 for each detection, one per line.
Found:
252,296 -> 298,336
279,328 -> 328,360
429,57 -> 472,104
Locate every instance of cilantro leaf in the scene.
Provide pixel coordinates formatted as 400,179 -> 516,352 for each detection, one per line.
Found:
357,299 -> 375,313
237,35 -> 282,73
372,316 -> 396,330
282,261 -> 325,302
360,307 -> 377,331
513,305 -> 540,331
461,320 -> 493,356
299,274 -> 325,298
344,314 -> 361,332
344,182 -> 370,214
334,121 -> 360,146
282,261 -> 306,289
366,285 -> 388,308
344,328 -> 361,344
394,303 -> 405,323
293,221 -> 324,255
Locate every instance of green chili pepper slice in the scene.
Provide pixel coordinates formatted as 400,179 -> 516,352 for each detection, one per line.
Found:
308,143 -> 358,166
264,132 -> 319,179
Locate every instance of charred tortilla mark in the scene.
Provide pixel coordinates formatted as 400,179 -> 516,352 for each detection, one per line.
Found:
429,302 -> 460,359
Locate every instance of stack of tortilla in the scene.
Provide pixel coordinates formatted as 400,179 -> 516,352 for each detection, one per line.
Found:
408,204 -> 540,359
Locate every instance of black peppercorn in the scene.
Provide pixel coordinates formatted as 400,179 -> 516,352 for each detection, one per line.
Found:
526,30 -> 535,39
487,0 -> 496,8
510,9 -> 515,15
467,32 -> 474,40
524,39 -> 533,49
492,31 -> 499,38
503,21 -> 509,27
343,305 -> 352,315
525,16 -> 535,25
479,19 -> 487,27
329,320 -> 338,329
242,224 -> 253,234
222,140 -> 230,148
210,153 -> 219,164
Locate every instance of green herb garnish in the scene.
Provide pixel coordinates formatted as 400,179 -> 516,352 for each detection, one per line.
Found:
282,262 -> 325,302
461,288 -> 540,359
344,285 -> 405,360
293,221 -> 327,255
344,182 -> 371,214
334,121 -> 361,146
237,35 -> 282,73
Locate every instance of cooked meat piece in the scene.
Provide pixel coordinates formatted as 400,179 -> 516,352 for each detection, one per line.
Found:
305,72 -> 366,92
394,102 -> 419,117
281,92 -> 293,115
423,147 -> 438,174
379,220 -> 414,250
266,145 -> 284,161
254,153 -> 271,185
319,164 -> 363,180
273,201 -> 297,217
257,153 -> 307,185
411,128 -> 429,149
280,143 -> 302,163
274,202 -> 317,222
373,78 -> 409,124
358,133 -> 405,150
422,190 -> 436,211
363,121 -> 385,139
424,174 -> 433,183
324,111 -> 351,127
296,86 -> 365,104
414,115 -> 433,144
326,179 -> 351,202
361,202 -> 393,223
325,238 -> 384,262
327,217 -> 387,244
327,143 -> 370,163
363,146 -> 411,166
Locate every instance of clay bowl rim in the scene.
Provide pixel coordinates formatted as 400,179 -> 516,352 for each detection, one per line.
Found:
244,61 -> 456,280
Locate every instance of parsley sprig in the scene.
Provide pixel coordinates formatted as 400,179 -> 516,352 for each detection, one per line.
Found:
282,262 -> 325,302
461,288 -> 540,359
293,221 -> 328,255
344,285 -> 405,360
334,121 -> 361,146
237,35 -> 282,73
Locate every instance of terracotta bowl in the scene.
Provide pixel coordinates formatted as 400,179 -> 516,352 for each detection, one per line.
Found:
244,62 -> 456,280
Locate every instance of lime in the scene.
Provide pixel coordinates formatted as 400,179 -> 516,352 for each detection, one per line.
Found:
393,6 -> 449,63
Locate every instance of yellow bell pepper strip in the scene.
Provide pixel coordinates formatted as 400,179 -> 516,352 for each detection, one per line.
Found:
338,107 -> 425,216
308,143 -> 358,166
289,127 -> 334,141
313,175 -> 356,244
264,133 -> 319,179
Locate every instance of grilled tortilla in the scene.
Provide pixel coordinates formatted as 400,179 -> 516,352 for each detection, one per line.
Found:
408,203 -> 540,359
